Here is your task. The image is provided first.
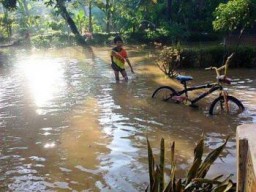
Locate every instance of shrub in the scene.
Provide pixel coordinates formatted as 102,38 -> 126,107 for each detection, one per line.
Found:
156,46 -> 182,78
159,45 -> 256,68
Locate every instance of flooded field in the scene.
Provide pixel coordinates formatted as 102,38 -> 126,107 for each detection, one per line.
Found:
0,46 -> 255,191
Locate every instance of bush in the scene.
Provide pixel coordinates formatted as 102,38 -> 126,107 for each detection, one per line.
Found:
186,32 -> 222,42
157,45 -> 256,69
31,32 -> 76,48
156,46 -> 182,77
231,47 -> 256,68
156,44 -> 256,77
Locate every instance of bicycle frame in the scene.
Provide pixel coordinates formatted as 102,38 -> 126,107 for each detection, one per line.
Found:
174,82 -> 223,105
152,53 -> 244,115
172,53 -> 235,105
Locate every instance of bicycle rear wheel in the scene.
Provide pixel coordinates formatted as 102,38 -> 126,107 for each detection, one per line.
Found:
152,86 -> 177,101
209,95 -> 244,115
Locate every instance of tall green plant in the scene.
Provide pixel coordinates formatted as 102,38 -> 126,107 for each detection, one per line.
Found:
146,136 -> 236,192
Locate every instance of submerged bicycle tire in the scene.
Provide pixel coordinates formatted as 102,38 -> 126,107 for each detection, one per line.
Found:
152,86 -> 245,115
152,86 -> 177,101
209,95 -> 244,115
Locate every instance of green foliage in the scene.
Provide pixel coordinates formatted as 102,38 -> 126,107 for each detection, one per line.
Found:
0,13 -> 14,38
1,0 -> 17,10
126,31 -> 148,44
47,20 -> 65,31
186,32 -> 221,42
146,137 -> 236,192
88,32 -> 114,45
230,47 -> 256,67
179,46 -> 256,68
213,0 -> 256,32
154,45 -> 256,69
182,46 -> 225,68
31,32 -> 76,48
163,23 -> 189,43
144,23 -> 188,44
72,10 -> 86,33
124,24 -> 187,45
170,0 -> 226,33
156,46 -> 182,78
1,0 -> 255,47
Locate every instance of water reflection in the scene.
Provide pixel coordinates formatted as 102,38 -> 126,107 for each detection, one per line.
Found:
0,47 -> 255,191
20,56 -> 65,112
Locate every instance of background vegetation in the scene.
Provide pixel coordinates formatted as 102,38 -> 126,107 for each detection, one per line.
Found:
0,0 -> 255,66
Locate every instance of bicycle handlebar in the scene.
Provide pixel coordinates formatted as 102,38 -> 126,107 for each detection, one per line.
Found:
205,66 -> 216,70
204,53 -> 235,78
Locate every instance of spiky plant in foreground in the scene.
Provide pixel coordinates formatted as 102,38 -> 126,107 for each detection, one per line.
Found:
146,137 -> 235,192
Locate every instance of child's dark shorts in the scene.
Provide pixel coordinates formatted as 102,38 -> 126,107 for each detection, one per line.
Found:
111,62 -> 125,72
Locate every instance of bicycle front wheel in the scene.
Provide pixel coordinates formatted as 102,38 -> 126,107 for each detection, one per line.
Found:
152,86 -> 177,101
209,95 -> 244,115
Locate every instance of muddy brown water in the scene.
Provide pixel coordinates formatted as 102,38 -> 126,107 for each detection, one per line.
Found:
0,46 -> 255,191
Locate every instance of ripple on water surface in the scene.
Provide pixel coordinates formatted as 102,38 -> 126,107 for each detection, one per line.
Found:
0,48 -> 256,191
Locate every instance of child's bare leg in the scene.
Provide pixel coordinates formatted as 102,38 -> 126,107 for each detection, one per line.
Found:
121,70 -> 128,81
114,71 -> 120,81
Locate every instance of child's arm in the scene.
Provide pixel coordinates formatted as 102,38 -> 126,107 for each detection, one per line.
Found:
112,49 -> 134,73
111,50 -> 124,61
111,55 -> 113,63
126,58 -> 134,73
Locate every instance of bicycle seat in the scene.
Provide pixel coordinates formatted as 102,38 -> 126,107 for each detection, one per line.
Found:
176,75 -> 193,83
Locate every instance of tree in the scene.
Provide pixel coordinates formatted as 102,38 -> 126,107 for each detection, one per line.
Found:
54,0 -> 86,45
1,0 -> 87,45
94,0 -> 114,33
88,0 -> 92,32
77,0 -> 94,32
213,0 -> 256,51
213,0 -> 256,33
0,0 -> 17,10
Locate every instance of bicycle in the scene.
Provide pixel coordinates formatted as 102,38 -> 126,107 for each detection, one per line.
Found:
152,54 -> 244,115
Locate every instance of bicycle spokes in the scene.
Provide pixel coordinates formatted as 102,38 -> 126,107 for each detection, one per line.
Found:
209,95 -> 244,115
223,91 -> 230,113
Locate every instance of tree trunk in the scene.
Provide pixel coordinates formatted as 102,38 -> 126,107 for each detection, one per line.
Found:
235,27 -> 245,52
3,9 -> 12,38
167,0 -> 172,22
88,1 -> 93,32
56,0 -> 86,45
106,0 -> 110,33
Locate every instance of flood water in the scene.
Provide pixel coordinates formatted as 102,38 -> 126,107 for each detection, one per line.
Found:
0,46 -> 255,191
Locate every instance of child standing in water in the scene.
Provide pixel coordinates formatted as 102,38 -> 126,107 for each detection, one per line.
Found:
111,36 -> 134,81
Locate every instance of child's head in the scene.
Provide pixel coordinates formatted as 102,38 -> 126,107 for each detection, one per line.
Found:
114,36 -> 123,45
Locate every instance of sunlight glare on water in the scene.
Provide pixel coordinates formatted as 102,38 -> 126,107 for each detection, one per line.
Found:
19,56 -> 65,112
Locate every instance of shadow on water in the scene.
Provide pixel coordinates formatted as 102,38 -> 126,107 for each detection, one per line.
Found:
0,46 -> 255,191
